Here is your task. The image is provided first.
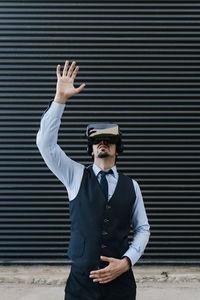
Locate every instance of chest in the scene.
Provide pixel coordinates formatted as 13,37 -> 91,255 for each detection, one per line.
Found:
71,167 -> 135,220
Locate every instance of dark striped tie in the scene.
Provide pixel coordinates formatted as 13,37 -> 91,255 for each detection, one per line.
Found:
99,169 -> 113,199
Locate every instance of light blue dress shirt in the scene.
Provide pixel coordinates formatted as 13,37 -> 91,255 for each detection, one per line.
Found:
36,100 -> 150,266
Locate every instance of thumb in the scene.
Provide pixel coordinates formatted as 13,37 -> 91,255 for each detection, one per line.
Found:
75,83 -> 86,94
100,256 -> 113,262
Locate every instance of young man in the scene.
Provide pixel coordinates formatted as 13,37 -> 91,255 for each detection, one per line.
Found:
36,60 -> 150,300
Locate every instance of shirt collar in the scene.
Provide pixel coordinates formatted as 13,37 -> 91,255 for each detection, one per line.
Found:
92,163 -> 117,178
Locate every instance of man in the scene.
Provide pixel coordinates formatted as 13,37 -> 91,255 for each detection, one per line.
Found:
36,60 -> 150,300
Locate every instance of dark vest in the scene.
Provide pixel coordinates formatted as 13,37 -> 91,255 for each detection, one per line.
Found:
67,165 -> 136,274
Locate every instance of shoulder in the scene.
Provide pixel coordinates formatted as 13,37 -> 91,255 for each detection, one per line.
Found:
118,171 -> 137,185
119,171 -> 141,193
131,178 -> 140,189
133,180 -> 142,198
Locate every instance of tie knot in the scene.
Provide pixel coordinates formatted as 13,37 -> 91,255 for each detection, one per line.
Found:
99,169 -> 113,177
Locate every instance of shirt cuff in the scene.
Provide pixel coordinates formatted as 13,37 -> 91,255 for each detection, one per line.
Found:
122,246 -> 142,267
121,256 -> 132,269
45,100 -> 66,119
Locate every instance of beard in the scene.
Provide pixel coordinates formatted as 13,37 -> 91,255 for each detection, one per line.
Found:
98,151 -> 110,158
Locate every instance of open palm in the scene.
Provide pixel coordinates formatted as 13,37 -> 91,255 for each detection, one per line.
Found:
55,60 -> 85,102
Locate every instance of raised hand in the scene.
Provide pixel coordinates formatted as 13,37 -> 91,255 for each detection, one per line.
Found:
54,60 -> 86,104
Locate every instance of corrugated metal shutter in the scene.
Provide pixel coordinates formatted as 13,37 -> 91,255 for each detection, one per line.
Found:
0,0 -> 200,264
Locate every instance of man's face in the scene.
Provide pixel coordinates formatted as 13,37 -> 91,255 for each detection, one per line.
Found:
91,139 -> 118,160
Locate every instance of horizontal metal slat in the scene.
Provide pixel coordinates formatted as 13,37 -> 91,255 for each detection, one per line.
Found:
0,0 -> 199,265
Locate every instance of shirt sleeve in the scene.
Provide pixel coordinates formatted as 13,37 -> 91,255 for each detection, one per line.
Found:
36,100 -> 85,200
122,179 -> 150,266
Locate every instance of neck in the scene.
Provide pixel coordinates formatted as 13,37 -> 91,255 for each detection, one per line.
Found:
93,157 -> 115,170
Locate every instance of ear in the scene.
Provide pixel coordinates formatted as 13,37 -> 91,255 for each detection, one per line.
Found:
91,144 -> 94,156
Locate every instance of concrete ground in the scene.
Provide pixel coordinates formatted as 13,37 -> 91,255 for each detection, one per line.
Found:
0,265 -> 199,300
1,282 -> 200,300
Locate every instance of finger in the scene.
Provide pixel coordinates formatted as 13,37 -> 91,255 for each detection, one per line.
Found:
90,268 -> 109,277
75,83 -> 86,94
90,271 -> 107,278
92,274 -> 110,281
100,256 -> 113,262
93,276 -> 111,283
67,61 -> 76,77
71,66 -> 79,80
90,266 -> 108,275
56,64 -> 61,78
63,60 -> 69,76
99,278 -> 112,284
90,264 -> 109,275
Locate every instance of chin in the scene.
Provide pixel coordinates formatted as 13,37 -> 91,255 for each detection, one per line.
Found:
98,152 -> 109,158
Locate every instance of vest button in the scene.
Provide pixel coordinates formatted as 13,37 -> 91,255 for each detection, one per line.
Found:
102,231 -> 108,235
106,205 -> 111,209
101,244 -> 107,248
104,218 -> 109,223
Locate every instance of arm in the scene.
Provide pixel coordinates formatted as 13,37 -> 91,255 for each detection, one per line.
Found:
122,179 -> 150,266
36,61 -> 86,200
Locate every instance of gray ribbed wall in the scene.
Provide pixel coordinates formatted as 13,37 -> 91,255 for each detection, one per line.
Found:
0,0 -> 200,264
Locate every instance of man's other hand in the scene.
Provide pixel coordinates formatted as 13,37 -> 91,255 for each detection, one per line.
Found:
89,256 -> 131,284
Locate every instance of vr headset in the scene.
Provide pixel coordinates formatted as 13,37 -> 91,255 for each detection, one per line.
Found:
85,123 -> 123,155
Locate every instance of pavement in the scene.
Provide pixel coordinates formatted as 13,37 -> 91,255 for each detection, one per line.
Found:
0,265 -> 199,300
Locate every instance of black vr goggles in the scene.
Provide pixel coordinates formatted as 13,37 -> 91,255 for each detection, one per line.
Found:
85,123 -> 123,155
